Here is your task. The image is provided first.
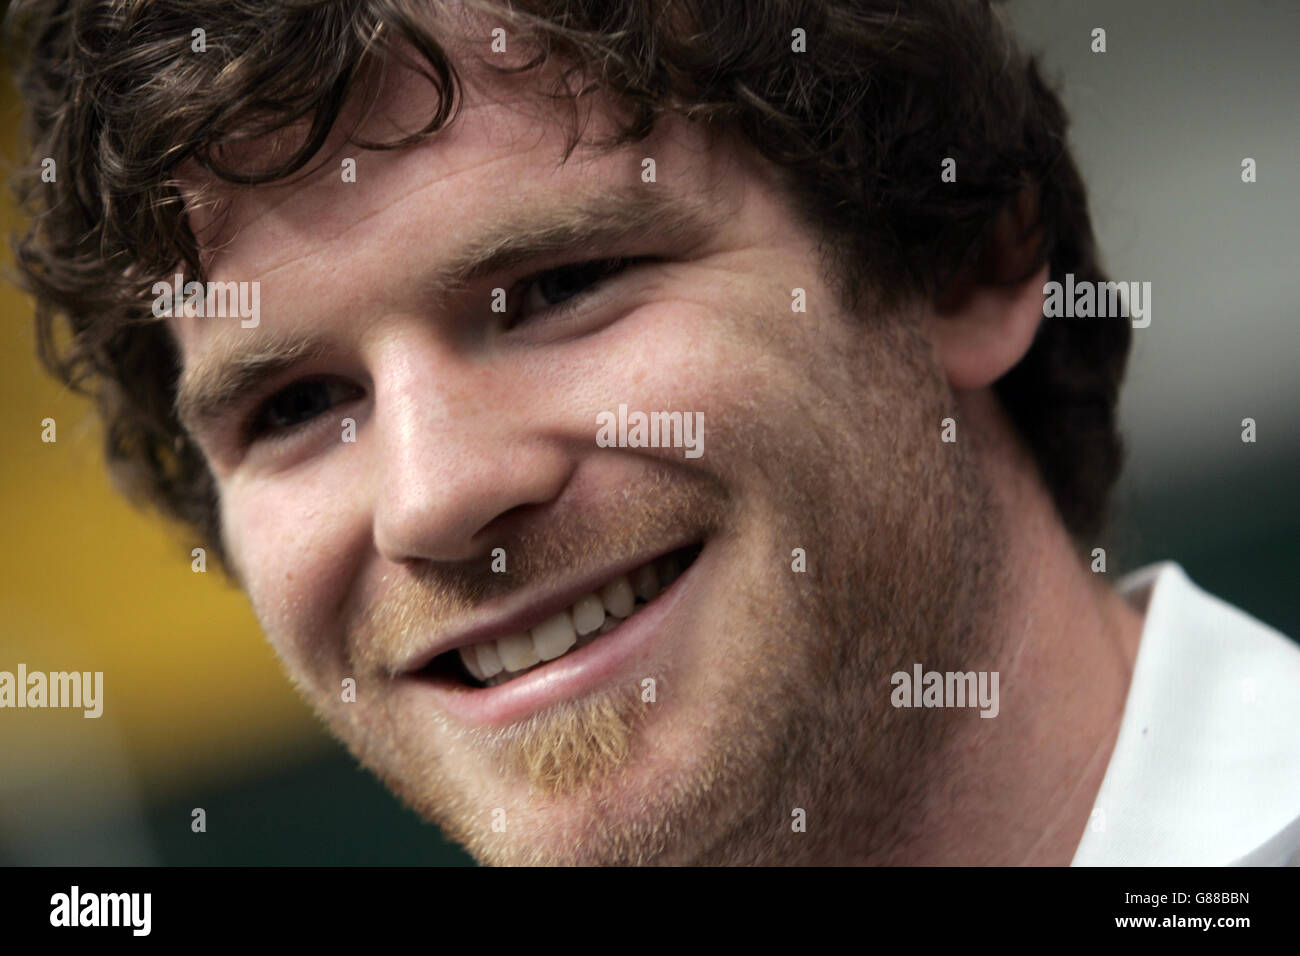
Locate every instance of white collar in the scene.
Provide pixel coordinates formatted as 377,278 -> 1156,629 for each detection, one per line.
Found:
1071,562 -> 1300,865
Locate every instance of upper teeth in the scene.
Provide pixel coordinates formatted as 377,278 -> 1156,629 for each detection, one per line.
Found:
457,551 -> 686,686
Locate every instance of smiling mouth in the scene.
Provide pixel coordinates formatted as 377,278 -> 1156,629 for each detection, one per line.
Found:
418,542 -> 704,689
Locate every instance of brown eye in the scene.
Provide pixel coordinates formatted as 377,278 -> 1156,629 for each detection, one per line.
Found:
248,379 -> 362,440
510,257 -> 635,328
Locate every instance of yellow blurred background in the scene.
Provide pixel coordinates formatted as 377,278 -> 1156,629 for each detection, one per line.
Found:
0,71 -> 337,861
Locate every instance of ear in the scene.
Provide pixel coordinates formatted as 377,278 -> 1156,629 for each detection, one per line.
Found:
925,190 -> 1048,390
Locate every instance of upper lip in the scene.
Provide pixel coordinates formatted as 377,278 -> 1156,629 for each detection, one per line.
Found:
394,537 -> 701,676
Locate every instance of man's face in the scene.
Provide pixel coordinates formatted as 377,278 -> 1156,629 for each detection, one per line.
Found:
171,59 -> 1002,864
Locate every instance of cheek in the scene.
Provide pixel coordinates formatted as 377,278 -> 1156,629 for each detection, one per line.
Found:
221,468 -> 365,683
628,286 -> 943,526
582,294 -> 857,480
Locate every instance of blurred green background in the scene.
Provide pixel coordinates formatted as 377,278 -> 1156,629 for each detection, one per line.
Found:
1,0 -> 1296,865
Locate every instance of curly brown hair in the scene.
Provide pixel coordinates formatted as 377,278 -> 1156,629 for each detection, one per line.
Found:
7,0 -> 1130,573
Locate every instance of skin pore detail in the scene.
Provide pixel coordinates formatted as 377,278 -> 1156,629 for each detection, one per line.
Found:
167,45 -> 1144,866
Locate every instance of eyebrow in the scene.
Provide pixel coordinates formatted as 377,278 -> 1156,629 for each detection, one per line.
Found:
429,186 -> 721,297
176,333 -> 337,436
174,187 -> 722,436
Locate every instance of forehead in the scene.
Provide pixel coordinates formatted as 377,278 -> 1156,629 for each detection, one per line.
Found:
168,55 -> 741,358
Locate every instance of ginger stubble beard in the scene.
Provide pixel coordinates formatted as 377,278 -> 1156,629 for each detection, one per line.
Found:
281,316 -> 1007,866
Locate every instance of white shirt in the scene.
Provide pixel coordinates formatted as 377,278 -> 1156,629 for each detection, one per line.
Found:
1071,562 -> 1300,866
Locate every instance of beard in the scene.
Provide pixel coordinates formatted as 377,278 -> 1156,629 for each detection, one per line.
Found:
283,309 -> 1008,866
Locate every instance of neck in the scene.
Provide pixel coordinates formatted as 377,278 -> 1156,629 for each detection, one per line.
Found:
883,388 -> 1145,865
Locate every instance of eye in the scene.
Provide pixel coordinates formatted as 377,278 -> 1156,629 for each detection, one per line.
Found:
509,257 -> 635,329
246,378 -> 362,442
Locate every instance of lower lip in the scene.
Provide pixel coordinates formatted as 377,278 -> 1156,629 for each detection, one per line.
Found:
401,549 -> 705,727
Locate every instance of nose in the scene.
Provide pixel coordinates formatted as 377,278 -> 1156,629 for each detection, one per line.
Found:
369,337 -> 572,566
